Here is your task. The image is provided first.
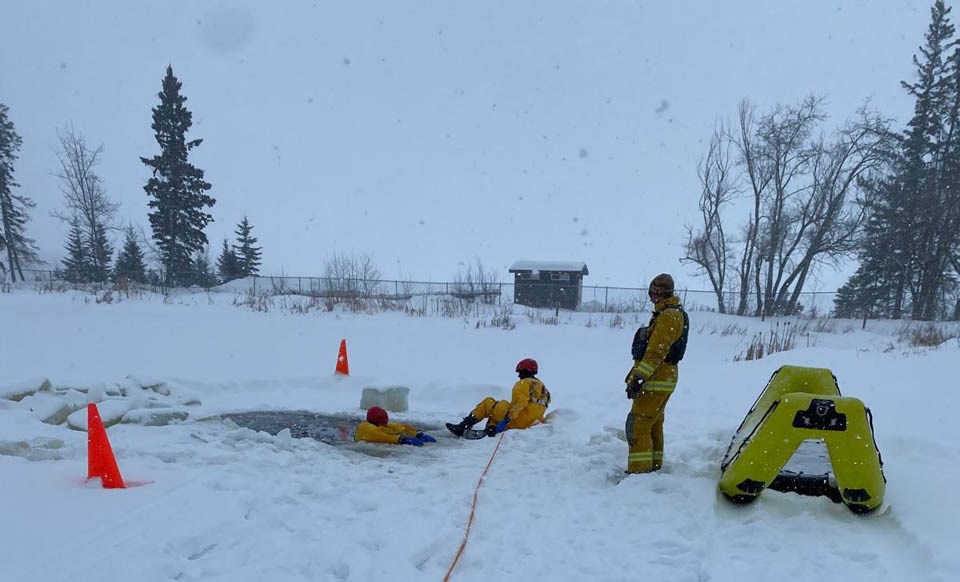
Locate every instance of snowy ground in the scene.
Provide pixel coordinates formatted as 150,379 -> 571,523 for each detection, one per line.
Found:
2,287 -> 958,582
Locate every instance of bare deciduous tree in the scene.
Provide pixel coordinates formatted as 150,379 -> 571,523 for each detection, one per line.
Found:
752,96 -> 827,316
772,108 -> 893,313
700,97 -> 892,316
731,100 -> 772,316
323,252 -> 382,297
453,257 -> 500,304
682,124 -> 737,313
53,125 -> 118,281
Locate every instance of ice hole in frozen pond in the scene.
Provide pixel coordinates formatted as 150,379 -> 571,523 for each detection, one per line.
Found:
223,410 -> 444,446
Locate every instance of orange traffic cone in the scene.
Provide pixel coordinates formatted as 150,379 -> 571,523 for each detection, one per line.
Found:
335,339 -> 350,375
87,403 -> 126,489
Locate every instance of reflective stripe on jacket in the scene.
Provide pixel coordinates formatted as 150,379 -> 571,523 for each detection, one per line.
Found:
633,296 -> 684,392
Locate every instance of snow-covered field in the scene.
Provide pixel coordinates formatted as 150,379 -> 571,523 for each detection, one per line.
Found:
2,287 -> 958,582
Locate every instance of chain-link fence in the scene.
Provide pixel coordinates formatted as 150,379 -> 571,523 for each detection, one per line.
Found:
209,274 -> 840,316
6,268 -> 841,316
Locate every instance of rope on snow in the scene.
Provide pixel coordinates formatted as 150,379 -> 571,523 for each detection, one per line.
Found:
443,432 -> 505,581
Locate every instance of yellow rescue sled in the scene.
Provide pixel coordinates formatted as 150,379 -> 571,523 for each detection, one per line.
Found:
719,365 -> 885,513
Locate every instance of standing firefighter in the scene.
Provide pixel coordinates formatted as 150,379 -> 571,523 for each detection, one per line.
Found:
446,358 -> 551,438
623,274 -> 689,473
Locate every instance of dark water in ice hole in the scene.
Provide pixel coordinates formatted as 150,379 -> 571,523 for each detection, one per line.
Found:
223,410 -> 447,446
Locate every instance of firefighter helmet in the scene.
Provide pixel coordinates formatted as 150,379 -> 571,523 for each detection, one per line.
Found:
516,358 -> 539,375
366,406 -> 389,426
648,273 -> 675,299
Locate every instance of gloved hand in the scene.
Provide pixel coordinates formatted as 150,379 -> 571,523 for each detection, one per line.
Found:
484,417 -> 509,436
399,436 -> 424,446
625,366 -> 645,399
416,432 -> 437,443
625,378 -> 644,399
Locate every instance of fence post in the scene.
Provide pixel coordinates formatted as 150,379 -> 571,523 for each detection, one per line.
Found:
605,287 -> 609,312
253,275 -> 257,295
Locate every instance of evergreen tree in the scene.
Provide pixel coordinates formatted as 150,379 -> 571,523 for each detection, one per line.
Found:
902,1 -> 954,163
841,0 -> 957,319
901,0 -> 957,319
62,217 -> 91,284
193,246 -> 216,288
233,215 -> 261,277
0,103 -> 40,282
216,237 -> 240,282
140,66 -> 215,287
113,226 -> 147,284
833,279 -> 863,319
146,269 -> 163,287
936,17 -> 960,318
88,220 -> 113,283
838,175 -> 909,319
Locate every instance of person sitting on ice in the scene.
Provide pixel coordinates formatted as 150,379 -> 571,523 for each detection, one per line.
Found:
354,406 -> 437,446
446,358 -> 551,438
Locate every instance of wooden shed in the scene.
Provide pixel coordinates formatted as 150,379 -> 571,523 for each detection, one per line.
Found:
508,260 -> 589,310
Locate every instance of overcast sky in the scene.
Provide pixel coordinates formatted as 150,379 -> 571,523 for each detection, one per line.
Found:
1,1 -> 931,288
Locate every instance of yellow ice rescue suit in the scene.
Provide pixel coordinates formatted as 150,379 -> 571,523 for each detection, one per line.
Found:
625,295 -> 688,473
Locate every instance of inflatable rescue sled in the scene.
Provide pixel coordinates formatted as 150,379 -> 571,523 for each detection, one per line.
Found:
719,365 -> 885,513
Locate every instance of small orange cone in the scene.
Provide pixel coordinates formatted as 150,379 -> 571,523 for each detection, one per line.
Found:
335,339 -> 350,375
87,403 -> 126,489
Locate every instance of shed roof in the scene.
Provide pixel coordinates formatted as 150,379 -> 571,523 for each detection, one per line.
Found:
508,260 -> 589,275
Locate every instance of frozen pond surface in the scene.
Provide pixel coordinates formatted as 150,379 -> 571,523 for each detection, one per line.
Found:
224,410 -> 446,445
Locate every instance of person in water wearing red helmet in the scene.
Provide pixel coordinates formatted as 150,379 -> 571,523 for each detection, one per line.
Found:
354,406 -> 437,446
446,358 -> 552,438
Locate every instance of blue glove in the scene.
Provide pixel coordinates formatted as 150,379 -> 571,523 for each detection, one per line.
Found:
399,436 -> 424,446
416,432 -> 437,443
483,419 -> 509,437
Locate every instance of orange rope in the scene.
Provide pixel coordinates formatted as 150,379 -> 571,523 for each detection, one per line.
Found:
442,432 -> 505,581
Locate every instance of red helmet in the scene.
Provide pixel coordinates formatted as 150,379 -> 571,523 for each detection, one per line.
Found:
516,358 -> 538,375
366,406 -> 388,426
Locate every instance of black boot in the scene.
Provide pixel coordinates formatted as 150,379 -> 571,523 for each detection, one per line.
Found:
446,414 -> 478,437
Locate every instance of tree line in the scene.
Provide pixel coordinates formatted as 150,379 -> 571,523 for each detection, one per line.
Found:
835,0 -> 960,320
6,3 -> 960,317
0,65 -> 261,288
684,0 -> 960,320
